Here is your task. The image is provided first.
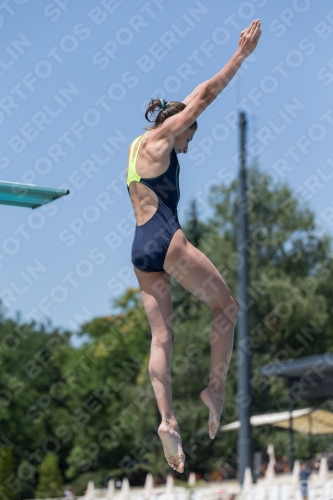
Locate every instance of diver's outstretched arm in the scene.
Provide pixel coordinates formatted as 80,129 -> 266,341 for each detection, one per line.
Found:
182,81 -> 208,105
167,19 -> 262,133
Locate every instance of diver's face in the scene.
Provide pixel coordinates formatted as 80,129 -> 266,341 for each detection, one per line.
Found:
174,127 -> 196,154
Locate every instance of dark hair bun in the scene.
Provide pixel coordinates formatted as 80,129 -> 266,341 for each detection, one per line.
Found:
145,98 -> 164,123
144,98 -> 193,130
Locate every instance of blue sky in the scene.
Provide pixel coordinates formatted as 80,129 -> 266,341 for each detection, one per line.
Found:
1,0 -> 333,337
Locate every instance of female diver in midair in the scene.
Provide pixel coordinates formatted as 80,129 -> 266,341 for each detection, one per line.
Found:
126,20 -> 262,473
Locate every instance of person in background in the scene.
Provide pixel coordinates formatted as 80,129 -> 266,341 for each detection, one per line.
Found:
299,462 -> 312,500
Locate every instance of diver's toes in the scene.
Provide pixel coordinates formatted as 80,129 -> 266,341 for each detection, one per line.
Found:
177,462 -> 184,473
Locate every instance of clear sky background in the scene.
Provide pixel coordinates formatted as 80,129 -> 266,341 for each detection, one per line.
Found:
1,0 -> 333,340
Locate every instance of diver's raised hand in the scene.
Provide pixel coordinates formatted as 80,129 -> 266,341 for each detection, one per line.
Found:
238,19 -> 262,57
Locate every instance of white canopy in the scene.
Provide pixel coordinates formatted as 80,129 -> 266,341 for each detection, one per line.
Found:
220,408 -> 333,435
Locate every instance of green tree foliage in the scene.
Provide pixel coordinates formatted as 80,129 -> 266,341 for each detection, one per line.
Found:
0,447 -> 17,500
0,318 -> 73,498
35,454 -> 63,499
184,198 -> 208,248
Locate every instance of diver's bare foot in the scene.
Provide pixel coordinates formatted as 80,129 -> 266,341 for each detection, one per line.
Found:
158,422 -> 185,473
200,387 -> 224,439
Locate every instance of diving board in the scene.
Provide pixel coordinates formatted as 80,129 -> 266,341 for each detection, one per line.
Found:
0,181 -> 69,209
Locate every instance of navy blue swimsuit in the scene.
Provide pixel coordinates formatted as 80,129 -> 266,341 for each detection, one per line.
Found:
127,134 -> 181,272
